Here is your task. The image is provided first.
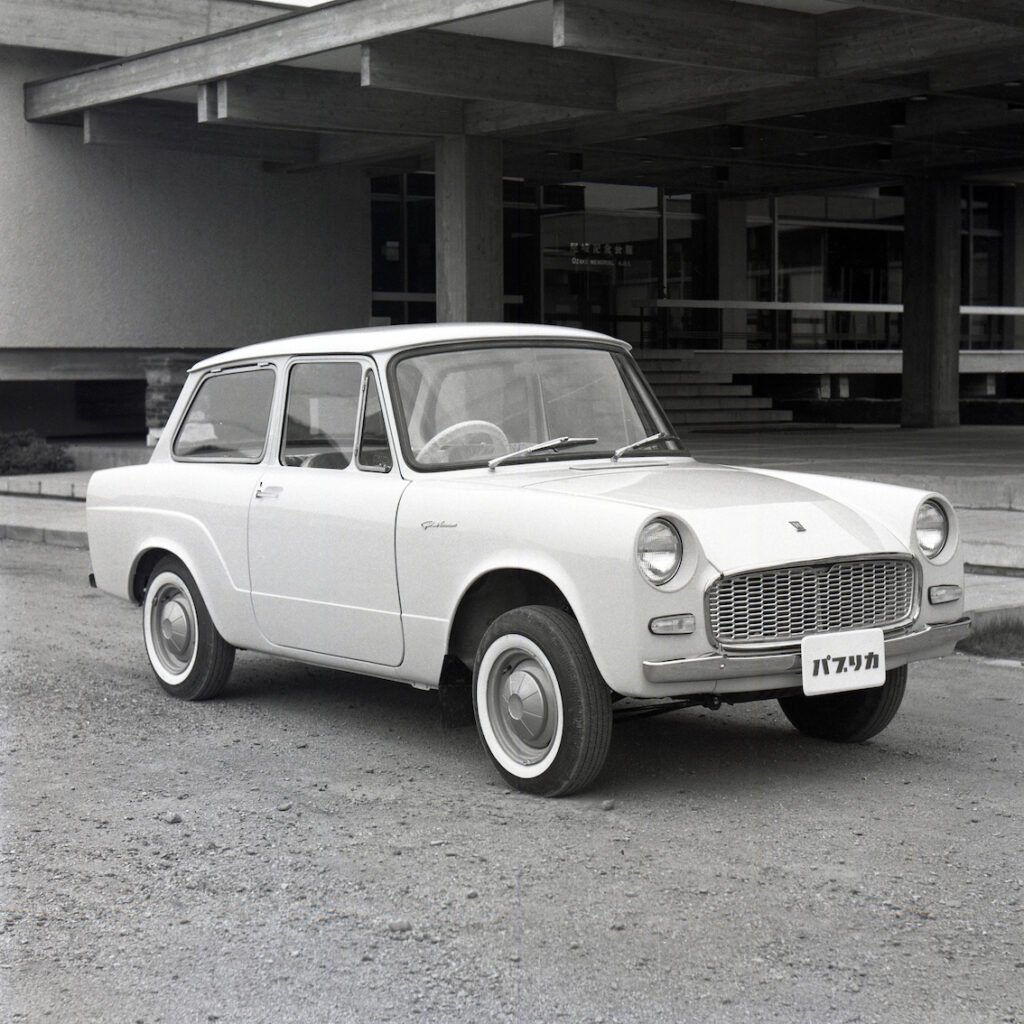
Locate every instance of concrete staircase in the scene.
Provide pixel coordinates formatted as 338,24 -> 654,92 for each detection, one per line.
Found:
635,350 -> 793,429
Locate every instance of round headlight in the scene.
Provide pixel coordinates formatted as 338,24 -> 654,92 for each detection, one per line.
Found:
915,500 -> 948,559
637,519 -> 682,586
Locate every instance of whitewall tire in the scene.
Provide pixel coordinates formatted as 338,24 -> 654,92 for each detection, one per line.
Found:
473,606 -> 611,797
143,557 -> 234,700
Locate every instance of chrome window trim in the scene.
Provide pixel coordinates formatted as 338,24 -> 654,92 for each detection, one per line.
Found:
170,363 -> 276,465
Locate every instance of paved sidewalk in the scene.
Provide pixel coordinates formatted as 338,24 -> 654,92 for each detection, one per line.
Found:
0,469 -> 91,500
684,424 -> 1024,511
2,425 -> 1024,623
0,492 -> 91,548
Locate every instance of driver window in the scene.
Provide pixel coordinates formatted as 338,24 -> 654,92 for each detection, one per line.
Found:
282,361 -> 362,469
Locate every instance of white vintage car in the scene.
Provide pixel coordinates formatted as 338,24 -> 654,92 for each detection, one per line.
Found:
87,324 -> 970,795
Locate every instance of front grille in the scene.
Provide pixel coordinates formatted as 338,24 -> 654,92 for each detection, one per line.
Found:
708,558 -> 916,649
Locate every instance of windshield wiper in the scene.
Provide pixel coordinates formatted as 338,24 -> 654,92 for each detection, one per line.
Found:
612,431 -> 686,461
488,436 -> 598,471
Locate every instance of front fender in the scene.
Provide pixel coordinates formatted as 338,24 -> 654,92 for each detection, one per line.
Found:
395,482 -> 687,691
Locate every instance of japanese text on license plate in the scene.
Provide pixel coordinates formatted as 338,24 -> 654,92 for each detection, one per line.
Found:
800,628 -> 885,696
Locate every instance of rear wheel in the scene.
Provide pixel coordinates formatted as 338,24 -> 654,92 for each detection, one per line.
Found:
778,665 -> 907,742
473,606 -> 612,797
143,556 -> 234,700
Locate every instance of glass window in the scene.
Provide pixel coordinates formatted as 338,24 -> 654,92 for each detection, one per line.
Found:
541,183 -> 659,343
173,368 -> 275,462
406,197 -> 436,294
371,175 -> 542,328
371,199 -> 404,293
357,372 -> 394,473
392,344 -> 670,470
281,362 -> 362,469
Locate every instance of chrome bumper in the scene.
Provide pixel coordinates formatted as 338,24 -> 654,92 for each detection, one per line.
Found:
642,617 -> 972,686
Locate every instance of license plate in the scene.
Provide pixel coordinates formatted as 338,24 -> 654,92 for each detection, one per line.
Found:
800,628 -> 885,696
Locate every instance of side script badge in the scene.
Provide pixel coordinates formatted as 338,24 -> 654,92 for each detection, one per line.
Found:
789,520 -> 807,533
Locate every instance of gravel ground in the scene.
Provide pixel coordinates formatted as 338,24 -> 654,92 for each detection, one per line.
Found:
1,540 -> 1022,1024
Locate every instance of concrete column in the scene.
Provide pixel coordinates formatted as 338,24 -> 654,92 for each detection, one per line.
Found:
902,174 -> 961,427
434,135 -> 504,322
703,195 -> 749,349
1003,186 -> 1024,349
719,198 -> 749,350
141,353 -> 193,446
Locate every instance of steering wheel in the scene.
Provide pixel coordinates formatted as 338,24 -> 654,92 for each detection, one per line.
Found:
418,420 -> 510,464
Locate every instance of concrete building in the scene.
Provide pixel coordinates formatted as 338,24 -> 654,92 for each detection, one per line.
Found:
4,0 -> 1024,440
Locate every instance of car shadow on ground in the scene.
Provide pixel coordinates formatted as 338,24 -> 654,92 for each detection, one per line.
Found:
207,653 -> 910,799
219,652 -> 446,719
604,706 -> 911,799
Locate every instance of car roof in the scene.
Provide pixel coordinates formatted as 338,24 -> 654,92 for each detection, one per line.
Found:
190,323 -> 629,372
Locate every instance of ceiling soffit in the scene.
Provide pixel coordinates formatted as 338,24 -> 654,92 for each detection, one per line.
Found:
15,0 -> 1024,192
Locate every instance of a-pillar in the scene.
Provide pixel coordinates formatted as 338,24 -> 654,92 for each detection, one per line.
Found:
141,353 -> 193,446
434,135 -> 504,322
902,174 -> 961,427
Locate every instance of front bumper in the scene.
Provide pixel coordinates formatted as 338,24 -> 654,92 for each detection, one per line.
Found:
642,616 -> 971,687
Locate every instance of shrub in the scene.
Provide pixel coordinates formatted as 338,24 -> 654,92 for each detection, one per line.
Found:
957,615 -> 1024,661
0,430 -> 75,475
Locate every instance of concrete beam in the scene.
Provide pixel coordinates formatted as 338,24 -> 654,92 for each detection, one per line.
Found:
818,0 -> 1024,28
198,67 -> 465,136
818,9 -> 1024,78
0,0 -> 282,57
84,100 -> 317,162
315,133 -> 432,168
554,0 -> 817,77
362,30 -> 616,110
24,0 -> 534,121
927,44 -> 1024,92
615,64 -> 798,116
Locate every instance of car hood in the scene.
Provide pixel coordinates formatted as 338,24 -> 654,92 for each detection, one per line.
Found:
521,460 -> 907,574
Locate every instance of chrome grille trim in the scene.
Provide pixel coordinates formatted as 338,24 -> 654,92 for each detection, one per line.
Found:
707,556 -> 918,651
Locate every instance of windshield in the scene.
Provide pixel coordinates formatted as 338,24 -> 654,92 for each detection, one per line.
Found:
391,343 -> 682,470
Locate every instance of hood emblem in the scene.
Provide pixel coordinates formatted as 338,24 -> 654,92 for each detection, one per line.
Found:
789,520 -> 807,533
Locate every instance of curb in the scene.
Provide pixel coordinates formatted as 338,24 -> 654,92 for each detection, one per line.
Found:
1,524 -> 89,550
0,479 -> 89,500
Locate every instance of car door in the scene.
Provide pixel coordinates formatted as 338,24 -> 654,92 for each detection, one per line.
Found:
169,364 -> 278,606
247,360 -> 407,666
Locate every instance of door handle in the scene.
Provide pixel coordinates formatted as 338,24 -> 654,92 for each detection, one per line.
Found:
255,485 -> 283,500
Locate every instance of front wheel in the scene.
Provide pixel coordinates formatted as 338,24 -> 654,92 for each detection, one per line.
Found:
778,664 -> 907,743
473,606 -> 612,797
143,556 -> 234,700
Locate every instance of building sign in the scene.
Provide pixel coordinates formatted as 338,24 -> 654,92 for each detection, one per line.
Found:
569,241 -> 634,268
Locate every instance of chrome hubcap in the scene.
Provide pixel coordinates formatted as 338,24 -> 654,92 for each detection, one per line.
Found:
149,582 -> 196,677
159,596 -> 193,661
504,667 -> 550,746
487,650 -> 559,766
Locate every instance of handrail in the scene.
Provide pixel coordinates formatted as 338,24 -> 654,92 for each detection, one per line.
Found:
643,299 -> 1024,317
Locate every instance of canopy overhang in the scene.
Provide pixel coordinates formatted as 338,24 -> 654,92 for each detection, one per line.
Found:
11,0 -> 1024,193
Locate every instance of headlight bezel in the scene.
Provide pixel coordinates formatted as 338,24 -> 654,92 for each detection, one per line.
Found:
636,517 -> 683,587
915,499 -> 949,560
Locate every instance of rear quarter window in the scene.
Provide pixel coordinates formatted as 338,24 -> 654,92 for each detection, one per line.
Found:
173,367 -> 276,462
